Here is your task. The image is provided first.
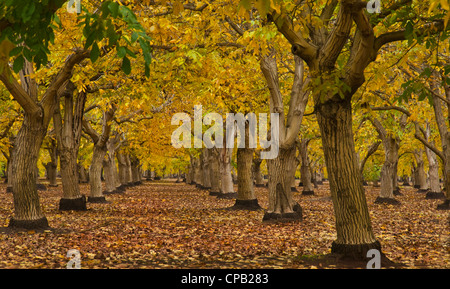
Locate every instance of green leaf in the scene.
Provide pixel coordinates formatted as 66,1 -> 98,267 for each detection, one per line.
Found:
121,56 -> 131,75
108,1 -> 120,17
13,55 -> 24,73
9,46 -> 23,57
117,46 -> 126,58
90,42 -> 100,63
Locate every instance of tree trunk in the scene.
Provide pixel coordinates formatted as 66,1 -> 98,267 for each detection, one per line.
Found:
209,148 -> 221,195
413,149 -> 428,192
252,150 -> 264,187
8,114 -> 49,229
316,98 -> 379,258
54,87 -> 87,211
78,165 -> 89,183
424,123 -> 441,194
376,136 -> 401,204
218,147 -> 235,197
117,151 -> 128,186
45,138 -> 58,187
263,145 -> 302,221
201,148 -> 211,189
232,128 -> 261,210
88,145 -> 108,203
300,138 -> 314,195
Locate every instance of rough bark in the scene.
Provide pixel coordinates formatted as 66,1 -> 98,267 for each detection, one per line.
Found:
300,138 -> 314,195
413,149 -> 428,192
218,147 -> 235,198
252,150 -> 264,187
424,124 -> 441,194
83,105 -> 116,203
8,114 -> 49,228
44,137 -> 58,187
368,117 -> 400,204
201,148 -> 211,189
316,97 -> 379,257
209,148 -> 221,195
54,85 -> 87,210
263,145 -> 302,221
259,53 -> 308,222
232,123 -> 261,210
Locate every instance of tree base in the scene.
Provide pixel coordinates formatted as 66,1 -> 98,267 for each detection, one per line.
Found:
216,192 -> 237,199
417,189 -> 429,193
374,197 -> 401,205
425,191 -> 445,199
302,190 -> 314,196
255,184 -> 265,188
48,184 -> 59,188
59,196 -> 87,211
36,184 -> 47,191
6,186 -> 12,193
291,187 -> 298,192
8,217 -> 49,230
331,240 -> 381,261
437,199 -> 450,210
228,199 -> 262,211
393,188 -> 403,196
88,196 -> 109,203
209,191 -> 221,196
262,203 -> 302,223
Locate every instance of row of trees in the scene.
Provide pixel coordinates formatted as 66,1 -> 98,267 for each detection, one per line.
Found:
0,0 -> 449,262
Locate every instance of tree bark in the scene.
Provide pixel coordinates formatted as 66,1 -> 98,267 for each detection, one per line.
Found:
201,148 -> 211,189
413,149 -> 428,192
44,137 -> 58,187
252,150 -> 264,187
300,138 -> 314,195
232,123 -> 261,210
83,105 -> 116,203
209,148 -> 221,195
263,145 -> 302,221
316,97 -> 379,257
88,145 -> 108,202
218,147 -> 235,198
54,86 -> 87,211
424,123 -> 441,194
8,113 -> 49,229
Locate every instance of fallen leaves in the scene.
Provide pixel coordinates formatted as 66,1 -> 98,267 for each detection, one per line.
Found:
0,181 -> 448,268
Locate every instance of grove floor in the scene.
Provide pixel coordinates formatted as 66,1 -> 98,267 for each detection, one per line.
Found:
0,179 -> 448,268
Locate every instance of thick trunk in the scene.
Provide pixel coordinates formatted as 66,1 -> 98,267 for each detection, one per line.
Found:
130,155 -> 142,185
232,142 -> 261,210
55,88 -> 87,210
45,162 -> 58,187
88,145 -> 108,203
9,114 -> 49,229
117,152 -> 128,186
45,138 -> 58,187
252,152 -> 264,187
413,150 -> 428,192
424,125 -> 441,194
316,98 -> 379,258
219,147 -> 235,197
78,165 -> 89,183
58,148 -> 87,210
201,148 -> 211,189
376,136 -> 400,204
209,149 -> 221,195
263,145 -> 302,221
300,139 -> 314,195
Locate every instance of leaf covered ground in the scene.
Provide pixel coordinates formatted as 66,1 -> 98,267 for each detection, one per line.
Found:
0,179 -> 448,269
